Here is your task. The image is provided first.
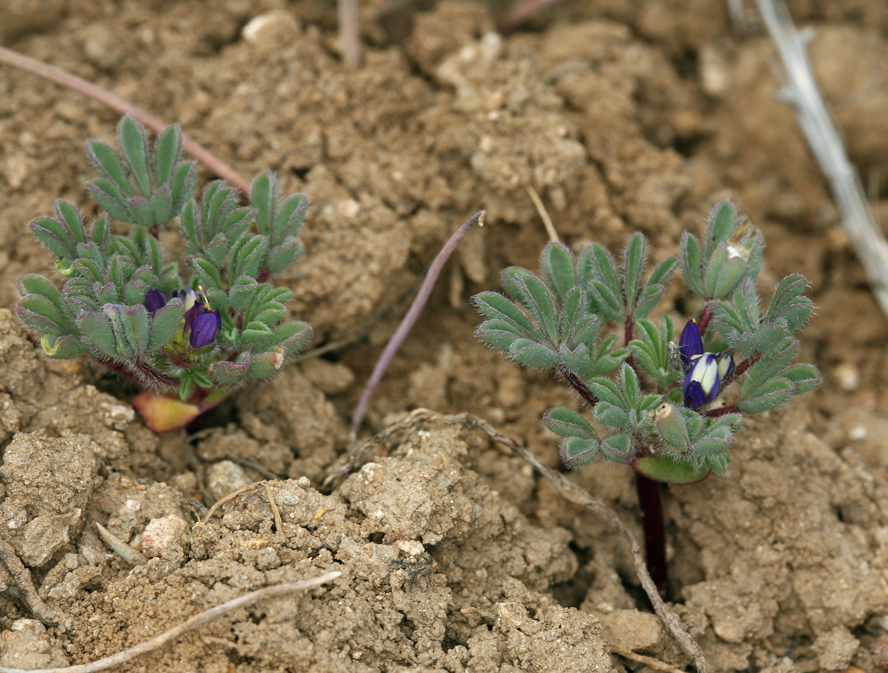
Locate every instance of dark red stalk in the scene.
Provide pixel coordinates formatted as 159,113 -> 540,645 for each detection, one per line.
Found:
705,404 -> 739,418
731,352 -> 761,379
635,471 -> 668,598
624,315 -> 636,369
556,364 -> 598,407
697,305 -> 713,335
96,355 -> 178,389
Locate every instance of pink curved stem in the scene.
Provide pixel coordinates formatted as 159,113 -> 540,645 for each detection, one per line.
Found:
0,46 -> 249,193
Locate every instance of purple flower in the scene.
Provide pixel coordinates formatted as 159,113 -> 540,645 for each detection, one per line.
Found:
188,309 -> 221,348
183,290 -> 221,348
144,289 -> 168,313
146,288 -> 221,349
678,319 -> 703,369
683,353 -> 720,410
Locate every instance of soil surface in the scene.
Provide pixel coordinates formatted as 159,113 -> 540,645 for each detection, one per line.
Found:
2,1 -> 888,672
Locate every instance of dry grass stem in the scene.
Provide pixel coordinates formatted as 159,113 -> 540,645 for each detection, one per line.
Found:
526,185 -> 560,243
0,46 -> 249,193
755,0 -> 888,321
0,571 -> 341,673
348,211 -> 486,441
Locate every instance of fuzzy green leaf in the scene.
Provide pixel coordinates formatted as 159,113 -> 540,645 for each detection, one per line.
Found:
18,275 -> 74,330
680,232 -> 704,296
117,115 -> 151,196
154,125 -> 183,187
473,292 -> 538,339
600,434 -> 632,462
560,436 -> 600,468
704,200 -> 736,259
509,340 -> 558,369
78,311 -> 117,357
87,140 -> 132,197
117,305 -> 150,355
782,364 -> 821,396
254,321 -> 312,354
737,377 -> 794,413
540,242 -> 576,306
543,406 -> 597,439
40,334 -> 87,359
623,233 -> 646,315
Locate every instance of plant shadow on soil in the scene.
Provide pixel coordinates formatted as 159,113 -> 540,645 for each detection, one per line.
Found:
3,1 -> 888,671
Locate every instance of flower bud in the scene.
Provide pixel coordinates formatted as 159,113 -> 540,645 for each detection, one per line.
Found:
652,402 -> 690,452
678,319 -> 703,368
684,353 -> 720,410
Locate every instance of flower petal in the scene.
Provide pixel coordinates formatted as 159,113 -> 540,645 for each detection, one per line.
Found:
678,319 -> 704,369
144,289 -> 168,313
189,310 -> 220,348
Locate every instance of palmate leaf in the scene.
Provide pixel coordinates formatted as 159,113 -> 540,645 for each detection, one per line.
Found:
590,364 -> 660,433
627,315 -> 679,386
577,233 -> 676,323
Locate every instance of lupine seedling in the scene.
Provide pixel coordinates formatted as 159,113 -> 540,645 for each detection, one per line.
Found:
16,115 -> 312,432
473,201 -> 820,594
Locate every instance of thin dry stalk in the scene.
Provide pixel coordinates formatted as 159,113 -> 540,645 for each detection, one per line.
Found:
262,481 -> 284,535
348,211 -> 486,441
614,648 -> 691,673
0,571 -> 341,673
0,46 -> 249,193
196,480 -> 268,525
755,0 -> 888,321
526,186 -> 560,243
95,522 -> 147,566
338,0 -> 362,67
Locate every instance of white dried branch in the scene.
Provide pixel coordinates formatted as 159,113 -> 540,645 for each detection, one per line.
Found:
755,0 -> 888,319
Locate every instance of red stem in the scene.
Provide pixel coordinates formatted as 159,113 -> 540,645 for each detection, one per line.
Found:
705,404 -> 739,417
731,352 -> 761,379
97,355 -> 178,389
556,364 -> 598,407
635,471 -> 668,598
697,305 -> 713,335
624,316 -> 636,369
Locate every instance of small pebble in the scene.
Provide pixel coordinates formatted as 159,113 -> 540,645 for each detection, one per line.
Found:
834,362 -> 860,392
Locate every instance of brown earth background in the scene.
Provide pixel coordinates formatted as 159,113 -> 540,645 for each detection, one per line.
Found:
2,0 -> 888,671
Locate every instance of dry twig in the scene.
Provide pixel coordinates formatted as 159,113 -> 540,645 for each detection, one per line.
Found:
338,0 -> 362,67
0,46 -> 249,193
0,571 -> 341,673
348,211 -> 486,441
196,480 -> 269,525
95,522 -> 147,566
526,185 -> 560,243
262,481 -> 284,535
614,648 -> 691,673
754,0 -> 888,321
